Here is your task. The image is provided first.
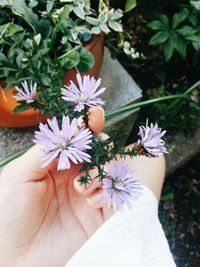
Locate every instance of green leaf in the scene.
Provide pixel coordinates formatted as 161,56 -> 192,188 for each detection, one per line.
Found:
158,14 -> 170,28
11,0 -> 39,32
74,6 -> 85,19
86,16 -> 99,26
16,53 -> 24,67
147,20 -> 167,31
111,9 -> 123,20
0,0 -> 10,6
28,0 -> 38,8
185,35 -> 198,43
191,33 -> 200,51
173,34 -> 187,58
0,67 -> 17,72
190,0 -> 200,10
59,6 -> 70,23
176,26 -> 196,38
188,14 -> 198,27
98,0 -> 107,13
38,19 -> 52,38
91,26 -> 101,35
60,50 -> 80,69
41,76 -> 51,86
0,52 -> 7,61
161,192 -> 174,201
0,23 -> 10,37
100,24 -> 110,34
80,31 -> 91,42
6,24 -> 24,36
172,8 -> 189,29
149,31 -> 169,45
13,104 -> 32,114
163,37 -> 175,61
33,33 -> 41,45
47,0 -> 54,13
108,20 -> 123,32
125,0 -> 137,12
77,48 -> 94,72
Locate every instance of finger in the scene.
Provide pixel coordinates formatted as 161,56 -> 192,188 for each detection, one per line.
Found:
74,168 -> 102,196
0,145 -> 56,184
88,107 -> 105,134
86,189 -> 109,209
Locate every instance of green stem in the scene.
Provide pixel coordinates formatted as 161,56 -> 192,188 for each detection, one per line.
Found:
185,80 -> 200,95
165,80 -> 200,112
105,94 -> 186,120
0,145 -> 33,168
0,22 -> 11,39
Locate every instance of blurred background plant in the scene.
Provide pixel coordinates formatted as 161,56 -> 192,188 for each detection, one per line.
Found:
108,0 -> 200,134
159,153 -> 200,267
107,1 -> 200,266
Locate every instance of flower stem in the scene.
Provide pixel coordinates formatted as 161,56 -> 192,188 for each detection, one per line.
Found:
0,145 -> 33,168
165,80 -> 200,111
105,94 -> 186,120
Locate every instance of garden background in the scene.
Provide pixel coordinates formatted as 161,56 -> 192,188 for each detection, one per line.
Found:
112,1 -> 200,266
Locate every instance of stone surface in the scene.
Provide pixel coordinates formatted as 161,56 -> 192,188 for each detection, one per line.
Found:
165,127 -> 200,175
0,127 -> 34,162
101,49 -> 142,144
0,48 -> 142,163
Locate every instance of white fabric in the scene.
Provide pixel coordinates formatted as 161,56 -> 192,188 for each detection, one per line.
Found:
66,186 -> 176,267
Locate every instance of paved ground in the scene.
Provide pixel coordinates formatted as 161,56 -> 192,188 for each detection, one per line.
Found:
159,153 -> 200,267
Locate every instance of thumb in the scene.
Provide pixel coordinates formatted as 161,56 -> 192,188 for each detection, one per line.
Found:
88,107 -> 105,134
0,145 -> 56,184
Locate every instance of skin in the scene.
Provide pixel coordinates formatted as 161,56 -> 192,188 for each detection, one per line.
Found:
0,107 -> 165,267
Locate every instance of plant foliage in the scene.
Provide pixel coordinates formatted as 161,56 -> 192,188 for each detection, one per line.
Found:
0,0 -> 124,116
148,7 -> 200,61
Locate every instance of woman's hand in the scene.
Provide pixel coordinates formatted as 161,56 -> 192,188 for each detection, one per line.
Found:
0,107 -> 113,267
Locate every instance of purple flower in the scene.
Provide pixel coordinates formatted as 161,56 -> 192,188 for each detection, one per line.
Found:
14,80 -> 37,104
61,74 -> 106,112
102,161 -> 142,211
137,119 -> 168,156
33,116 -> 93,170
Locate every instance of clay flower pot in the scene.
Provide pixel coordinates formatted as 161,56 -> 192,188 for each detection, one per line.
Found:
0,34 -> 104,128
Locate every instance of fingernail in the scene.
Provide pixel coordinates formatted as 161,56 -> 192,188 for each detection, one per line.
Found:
87,191 -> 103,206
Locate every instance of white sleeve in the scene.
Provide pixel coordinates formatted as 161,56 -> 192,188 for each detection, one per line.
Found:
66,186 -> 176,267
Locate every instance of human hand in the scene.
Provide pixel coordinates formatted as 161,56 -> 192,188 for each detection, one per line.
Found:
0,107 -> 113,267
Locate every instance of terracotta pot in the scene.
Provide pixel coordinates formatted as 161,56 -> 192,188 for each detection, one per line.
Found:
65,34 -> 104,83
0,34 -> 104,128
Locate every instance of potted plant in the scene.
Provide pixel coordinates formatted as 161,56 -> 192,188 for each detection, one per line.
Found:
0,0 -> 124,127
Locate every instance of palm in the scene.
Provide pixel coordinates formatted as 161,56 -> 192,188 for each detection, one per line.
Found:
0,164 -> 112,267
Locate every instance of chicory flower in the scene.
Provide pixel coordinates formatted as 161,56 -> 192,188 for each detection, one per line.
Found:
61,74 -> 106,112
34,116 -> 93,170
102,161 -> 142,211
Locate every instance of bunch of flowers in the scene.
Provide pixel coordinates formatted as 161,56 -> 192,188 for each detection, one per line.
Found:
13,74 -> 168,211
